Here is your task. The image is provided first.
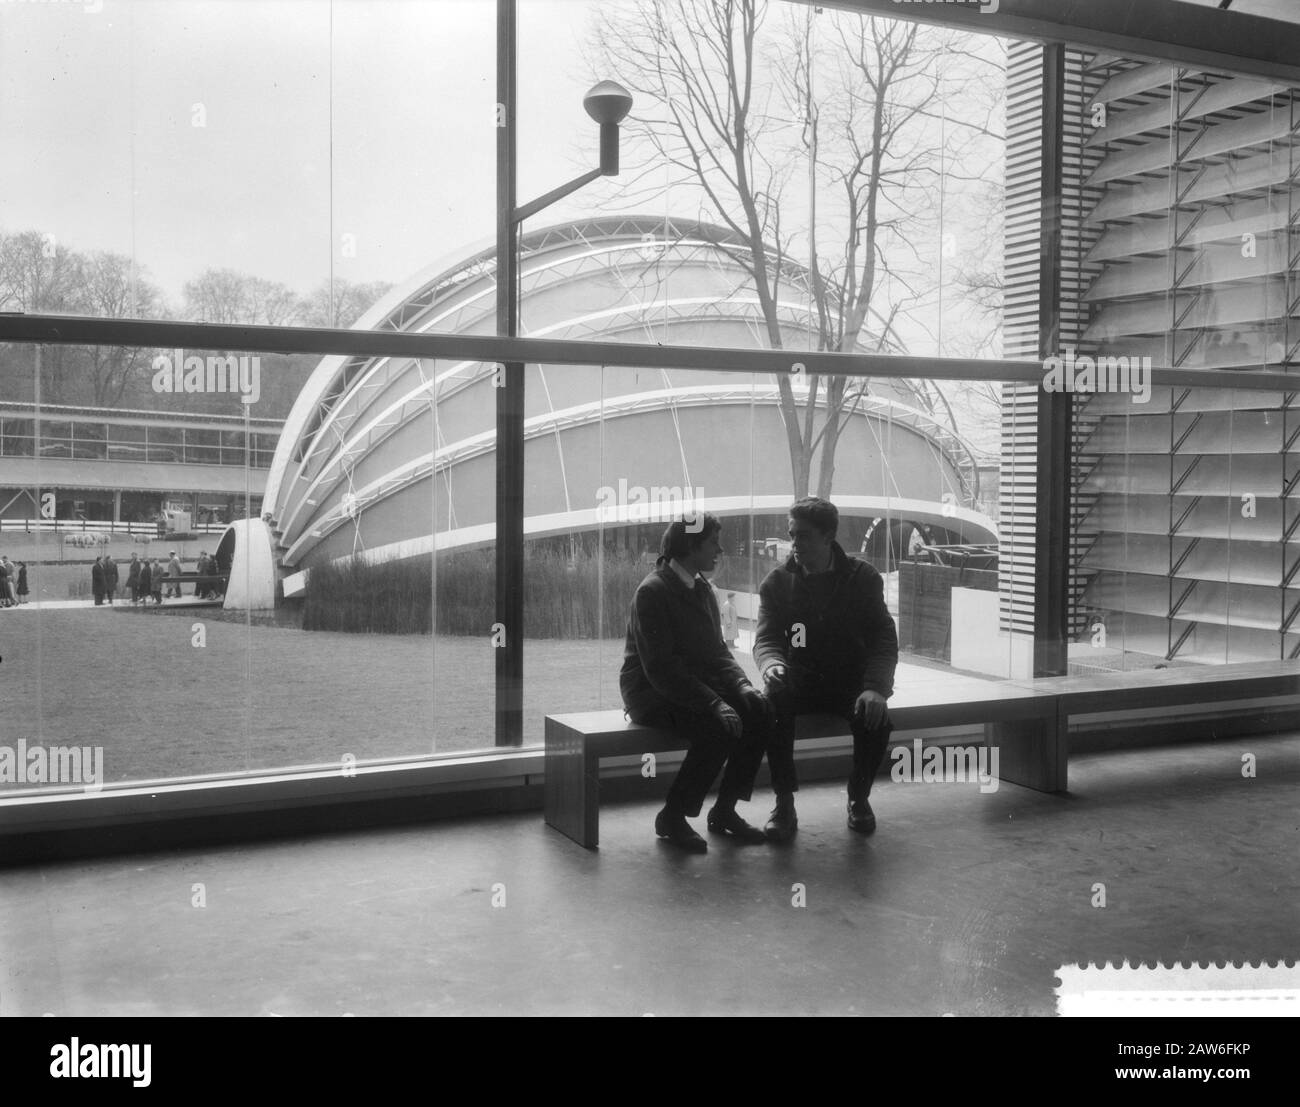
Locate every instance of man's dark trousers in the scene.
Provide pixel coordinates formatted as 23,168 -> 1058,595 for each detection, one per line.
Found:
626,690 -> 770,817
767,678 -> 892,798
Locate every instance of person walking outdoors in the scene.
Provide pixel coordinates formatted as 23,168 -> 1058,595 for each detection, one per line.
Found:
166,551 -> 182,598
103,554 -> 118,605
91,556 -> 105,606
126,553 -> 141,604
721,591 -> 739,647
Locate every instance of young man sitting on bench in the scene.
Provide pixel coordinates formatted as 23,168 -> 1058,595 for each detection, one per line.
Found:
755,497 -> 899,839
619,513 -> 773,853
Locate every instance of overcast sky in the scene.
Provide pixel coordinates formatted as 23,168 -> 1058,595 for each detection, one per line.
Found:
1,0 -> 1008,386
0,0 -> 620,303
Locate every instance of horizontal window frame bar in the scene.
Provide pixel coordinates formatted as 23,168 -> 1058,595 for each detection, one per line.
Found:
0,399 -> 283,429
1,313 -> 1296,392
0,749 -> 547,835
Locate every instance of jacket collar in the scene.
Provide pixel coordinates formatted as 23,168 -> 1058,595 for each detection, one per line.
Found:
666,558 -> 697,589
656,562 -> 710,597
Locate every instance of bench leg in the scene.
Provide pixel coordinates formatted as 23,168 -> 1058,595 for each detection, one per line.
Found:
544,718 -> 600,849
985,713 -> 1067,793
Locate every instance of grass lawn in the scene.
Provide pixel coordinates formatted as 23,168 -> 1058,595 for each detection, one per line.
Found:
0,607 -> 714,788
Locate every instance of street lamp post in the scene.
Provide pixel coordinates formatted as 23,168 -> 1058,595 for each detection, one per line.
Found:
495,0 -> 631,746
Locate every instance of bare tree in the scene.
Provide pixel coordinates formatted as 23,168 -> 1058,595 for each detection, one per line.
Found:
0,229 -> 82,310
298,278 -> 395,329
590,0 -> 1003,498
0,229 -> 86,401
183,268 -> 300,326
72,250 -> 166,406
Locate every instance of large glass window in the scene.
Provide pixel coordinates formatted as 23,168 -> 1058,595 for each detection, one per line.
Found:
1,0 -> 1298,810
1070,47 -> 1300,669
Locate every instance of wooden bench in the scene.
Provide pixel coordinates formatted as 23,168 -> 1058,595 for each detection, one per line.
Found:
544,679 -> 1063,849
543,661 -> 1299,849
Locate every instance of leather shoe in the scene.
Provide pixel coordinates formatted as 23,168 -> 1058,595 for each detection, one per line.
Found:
763,796 -> 798,842
847,795 -> 876,835
706,806 -> 768,844
655,808 -> 707,853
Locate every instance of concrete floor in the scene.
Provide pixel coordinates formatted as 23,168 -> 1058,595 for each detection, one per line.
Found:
1,733 -> 1296,1017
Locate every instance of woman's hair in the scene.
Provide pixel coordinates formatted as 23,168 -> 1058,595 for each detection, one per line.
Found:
656,512 -> 722,566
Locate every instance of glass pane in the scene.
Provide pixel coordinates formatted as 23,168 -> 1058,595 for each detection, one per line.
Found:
267,353 -> 464,766
431,357 -> 495,756
0,0 -> 495,333
564,1 -> 1007,359
1078,46 -> 1299,666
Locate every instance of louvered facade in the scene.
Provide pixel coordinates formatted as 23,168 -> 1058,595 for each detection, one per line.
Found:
1005,43 -> 1300,666
1000,45 -> 1103,645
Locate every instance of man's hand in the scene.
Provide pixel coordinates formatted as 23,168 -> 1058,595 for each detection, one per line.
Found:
853,690 -> 888,729
739,685 -> 772,721
762,663 -> 788,690
712,700 -> 743,739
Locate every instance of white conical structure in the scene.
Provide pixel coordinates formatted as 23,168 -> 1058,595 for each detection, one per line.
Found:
219,518 -> 277,611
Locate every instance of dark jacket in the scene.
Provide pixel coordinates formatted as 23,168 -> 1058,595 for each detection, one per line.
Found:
620,564 -> 752,715
753,540 -> 898,699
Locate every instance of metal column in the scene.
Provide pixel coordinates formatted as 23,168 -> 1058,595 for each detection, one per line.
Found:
495,0 -> 524,745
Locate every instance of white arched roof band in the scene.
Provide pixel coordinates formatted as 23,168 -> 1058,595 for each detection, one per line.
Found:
374,216 -> 756,336
288,239 -> 783,477
377,236 -> 755,355
277,336 -> 971,547
268,215 -> 839,504
422,235 -> 760,335
274,295 -> 861,540
393,215 -> 818,324
279,387 -> 976,567
281,234 -> 756,479
280,495 -> 999,596
276,315 -> 915,547
268,219 -> 804,455
266,220 -> 690,506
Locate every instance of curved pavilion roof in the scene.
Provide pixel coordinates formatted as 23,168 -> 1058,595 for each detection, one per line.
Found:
264,215 -> 991,574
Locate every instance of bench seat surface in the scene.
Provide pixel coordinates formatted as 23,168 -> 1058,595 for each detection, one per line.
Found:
1012,660 -> 1299,712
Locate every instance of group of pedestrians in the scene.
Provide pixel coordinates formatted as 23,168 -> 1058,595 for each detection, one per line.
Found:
92,551 -> 221,606
92,551 -> 176,605
0,555 -> 28,606
620,496 -> 898,853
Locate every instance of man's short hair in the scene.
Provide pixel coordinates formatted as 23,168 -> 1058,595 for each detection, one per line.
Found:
657,512 -> 722,565
789,496 -> 838,538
